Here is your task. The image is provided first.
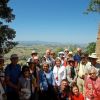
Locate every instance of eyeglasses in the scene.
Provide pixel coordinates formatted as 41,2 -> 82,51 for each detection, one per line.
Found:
89,73 -> 96,75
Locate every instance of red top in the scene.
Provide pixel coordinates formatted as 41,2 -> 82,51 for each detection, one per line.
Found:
71,93 -> 84,100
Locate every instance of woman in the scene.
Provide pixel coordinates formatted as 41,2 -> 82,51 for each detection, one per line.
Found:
71,84 -> 84,100
27,59 -> 40,100
53,57 -> 66,87
85,67 -> 100,100
39,62 -> 57,100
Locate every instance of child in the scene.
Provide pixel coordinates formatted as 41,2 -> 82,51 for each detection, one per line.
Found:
18,65 -> 33,100
71,84 -> 84,100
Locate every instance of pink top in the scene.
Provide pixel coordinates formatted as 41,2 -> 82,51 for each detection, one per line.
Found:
85,77 -> 100,100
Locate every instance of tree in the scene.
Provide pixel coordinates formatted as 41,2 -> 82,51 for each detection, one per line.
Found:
0,0 -> 17,54
85,42 -> 96,54
86,0 -> 100,13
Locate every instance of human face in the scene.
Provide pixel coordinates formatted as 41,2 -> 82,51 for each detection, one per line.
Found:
90,70 -> 97,79
56,60 -> 61,67
24,70 -> 30,78
81,57 -> 87,64
50,52 -> 55,59
43,64 -> 49,72
72,86 -> 79,96
11,57 -> 18,65
46,50 -> 51,57
34,59 -> 39,64
91,58 -> 97,65
69,61 -> 75,66
61,81 -> 68,91
29,63 -> 35,70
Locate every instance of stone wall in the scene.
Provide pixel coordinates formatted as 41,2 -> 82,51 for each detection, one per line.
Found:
96,26 -> 100,63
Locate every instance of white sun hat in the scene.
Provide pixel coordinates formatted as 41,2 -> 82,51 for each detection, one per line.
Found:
89,53 -> 98,59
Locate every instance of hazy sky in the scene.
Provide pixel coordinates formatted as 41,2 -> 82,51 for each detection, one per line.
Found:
9,0 -> 100,44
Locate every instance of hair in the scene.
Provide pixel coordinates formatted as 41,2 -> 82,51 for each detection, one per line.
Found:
71,84 -> 79,95
42,62 -> 49,67
61,79 -> 69,83
22,65 -> 30,75
55,57 -> 61,62
88,67 -> 97,75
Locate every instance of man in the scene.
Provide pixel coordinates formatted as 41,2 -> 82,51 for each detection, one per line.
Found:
44,49 -> 55,70
77,53 -> 91,94
74,48 -> 82,67
89,53 -> 100,76
57,79 -> 71,100
27,50 -> 38,65
5,54 -> 21,100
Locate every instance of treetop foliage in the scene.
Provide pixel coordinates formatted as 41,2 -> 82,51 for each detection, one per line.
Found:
86,0 -> 100,13
0,0 -> 17,54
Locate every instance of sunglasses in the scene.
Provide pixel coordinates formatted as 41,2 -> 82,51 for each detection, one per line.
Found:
89,73 -> 96,75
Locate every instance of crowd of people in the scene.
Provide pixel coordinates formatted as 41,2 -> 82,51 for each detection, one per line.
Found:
0,47 -> 100,100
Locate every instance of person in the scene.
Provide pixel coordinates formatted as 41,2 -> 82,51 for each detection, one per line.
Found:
64,48 -> 69,59
33,56 -> 41,70
53,57 -> 66,87
27,58 -> 40,100
71,84 -> 84,100
31,50 -> 38,58
89,53 -> 100,76
0,55 -> 6,100
39,62 -> 57,100
50,51 -> 56,66
66,58 -> 77,86
74,48 -> 82,67
27,50 -> 38,65
0,55 -> 5,88
44,49 -> 55,71
5,54 -> 21,100
77,53 -> 91,94
18,65 -> 33,100
57,79 -> 71,100
50,51 -> 56,60
85,67 -> 100,100
58,51 -> 65,66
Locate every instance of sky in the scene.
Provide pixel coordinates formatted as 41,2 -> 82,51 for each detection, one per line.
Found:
8,0 -> 100,44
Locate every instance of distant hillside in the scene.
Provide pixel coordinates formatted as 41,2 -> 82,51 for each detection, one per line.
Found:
4,41 -> 88,65
17,41 -> 88,47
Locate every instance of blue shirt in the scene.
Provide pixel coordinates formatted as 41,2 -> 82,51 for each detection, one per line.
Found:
5,64 -> 21,92
39,70 -> 55,91
74,54 -> 81,63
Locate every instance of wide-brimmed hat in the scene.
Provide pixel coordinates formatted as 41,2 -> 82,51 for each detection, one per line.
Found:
58,51 -> 64,55
89,53 -> 98,59
31,50 -> 37,54
68,51 -> 73,55
68,58 -> 74,62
